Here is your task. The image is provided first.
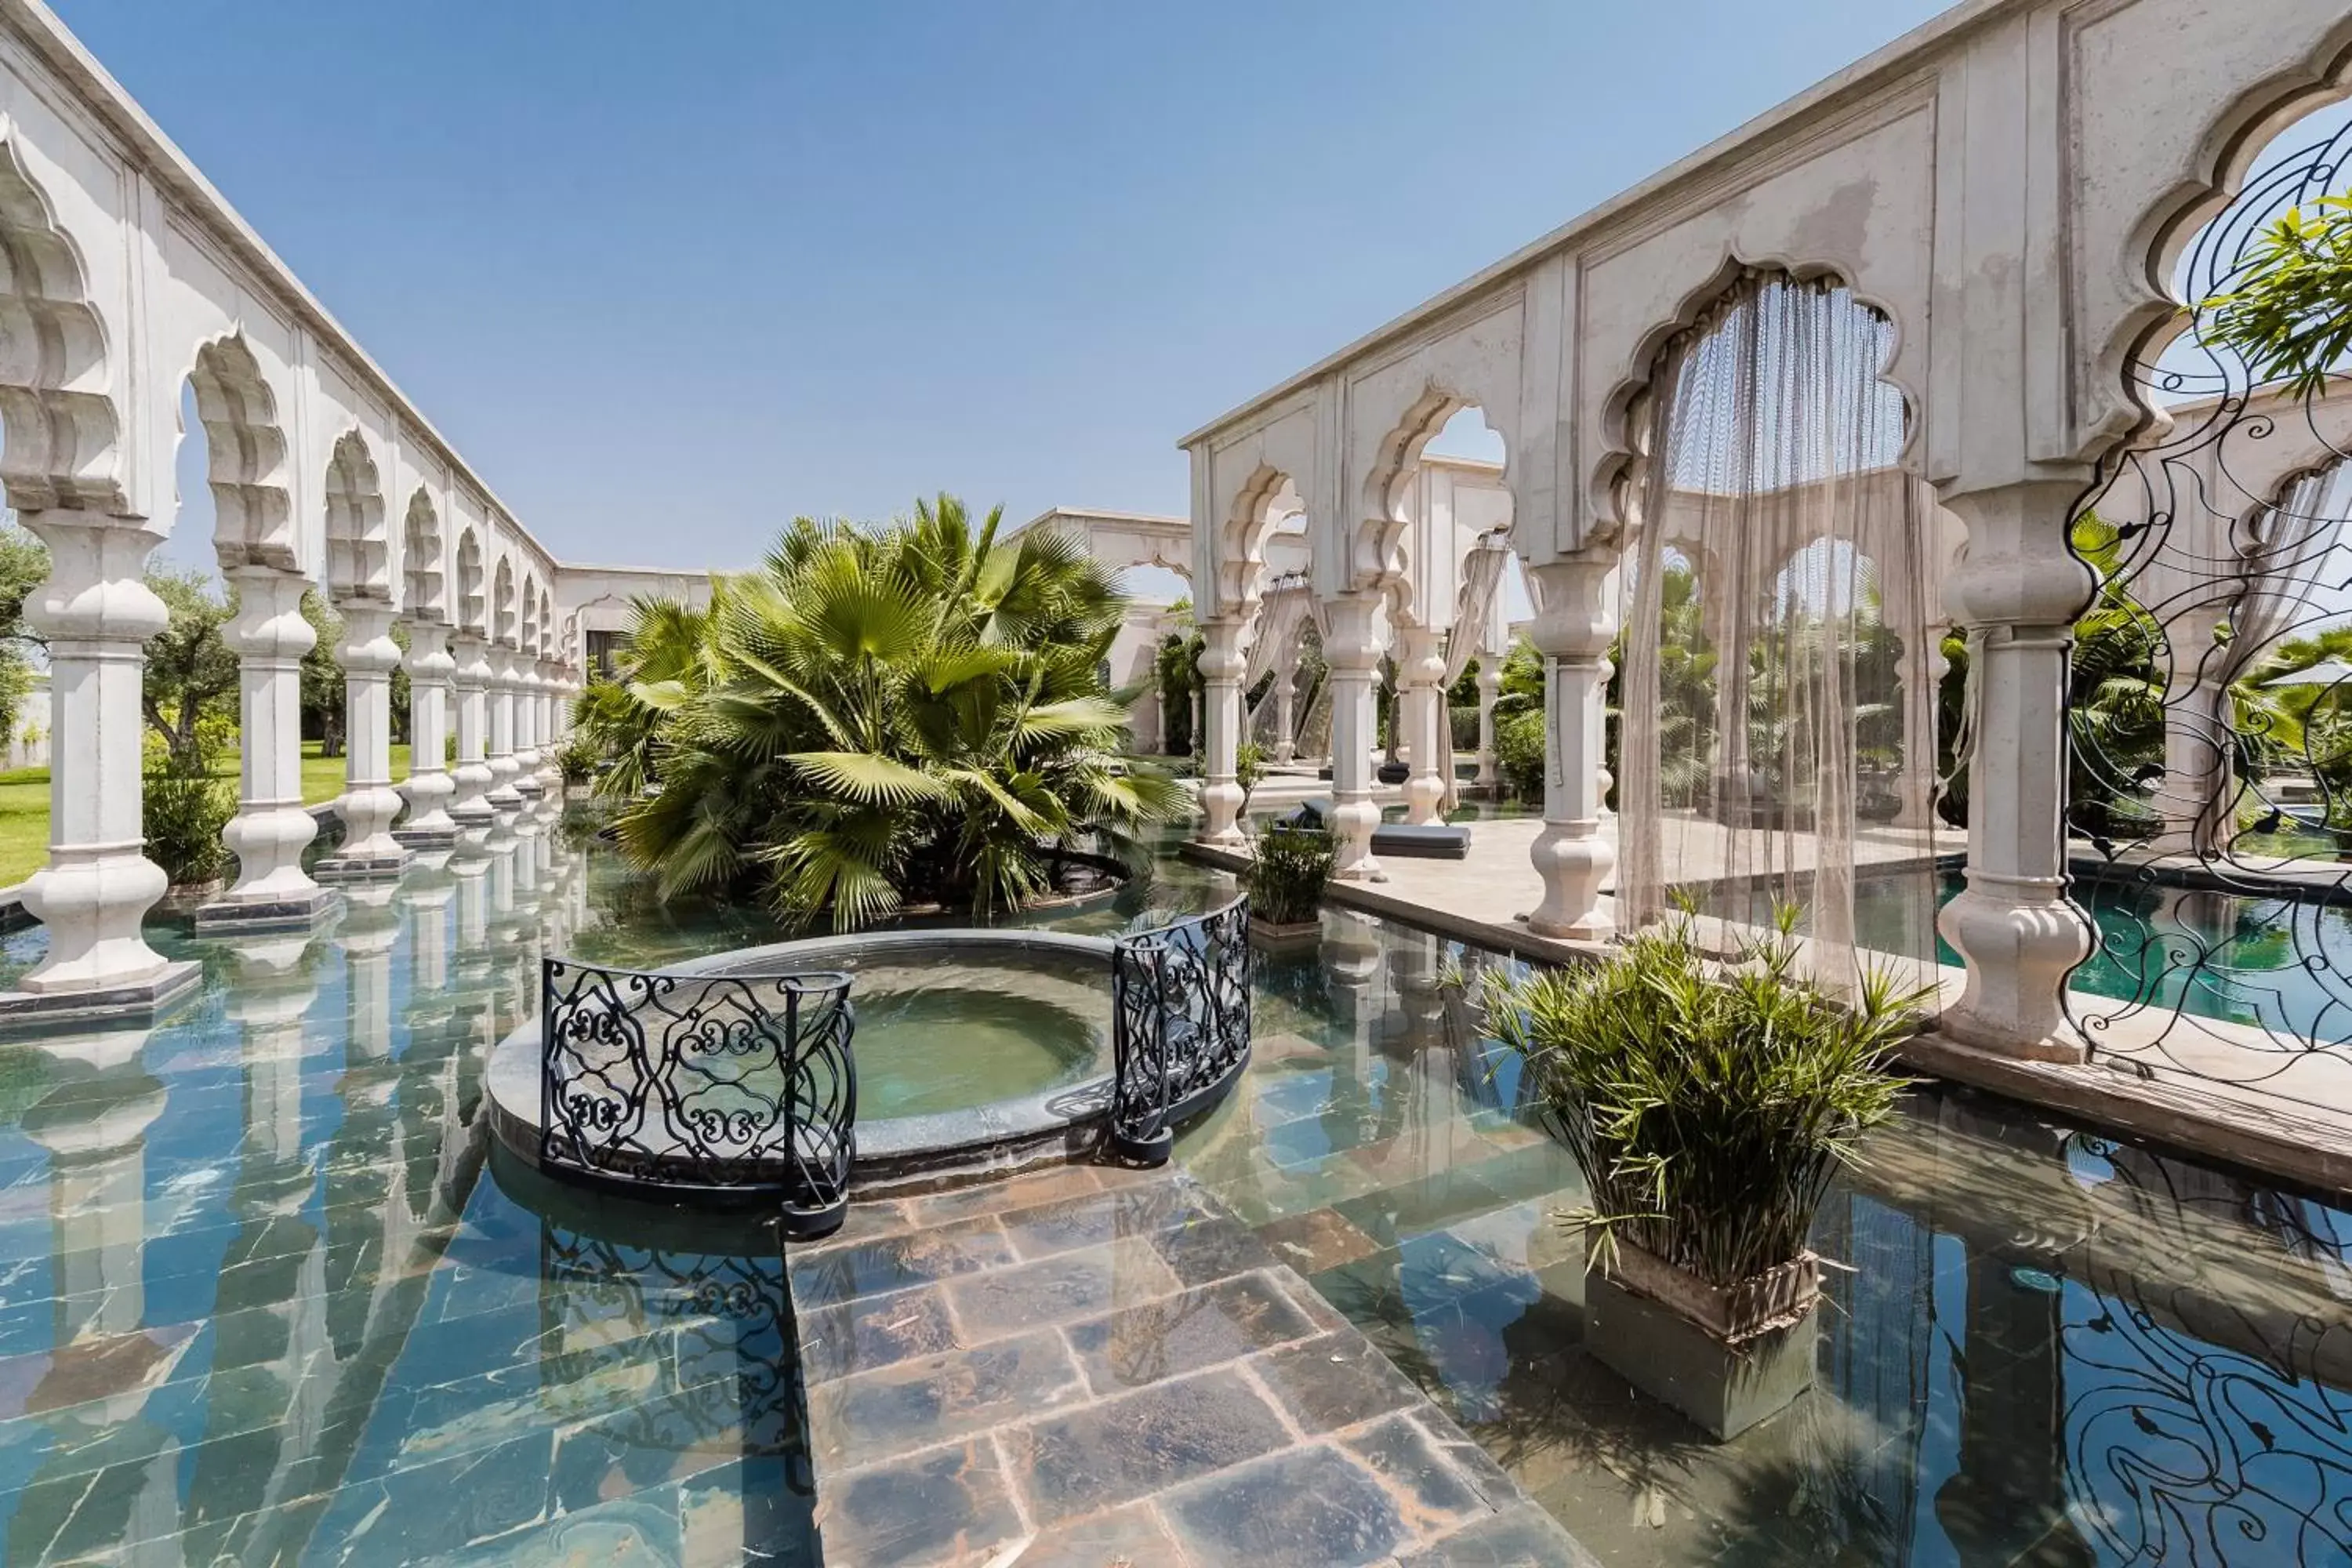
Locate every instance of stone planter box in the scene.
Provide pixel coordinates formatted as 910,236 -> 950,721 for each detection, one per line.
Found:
1584,1243 -> 1820,1440
1247,916 -> 1323,955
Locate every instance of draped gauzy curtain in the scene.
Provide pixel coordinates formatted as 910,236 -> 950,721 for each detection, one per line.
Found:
2176,461 -> 2352,852
1439,537 -> 1511,811
1244,584 -> 1312,720
1617,270 -> 1941,1001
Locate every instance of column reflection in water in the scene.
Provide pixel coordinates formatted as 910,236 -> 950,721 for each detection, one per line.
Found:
182,932 -> 330,1563
9,1026 -> 187,1566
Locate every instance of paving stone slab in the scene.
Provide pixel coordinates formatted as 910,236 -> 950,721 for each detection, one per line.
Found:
819,1438 -> 1027,1567
1063,1270 -> 1320,1395
1000,1367 -> 1294,1526
944,1236 -> 1183,1341
1160,1441 -> 1408,1567
807,1329 -> 1088,1472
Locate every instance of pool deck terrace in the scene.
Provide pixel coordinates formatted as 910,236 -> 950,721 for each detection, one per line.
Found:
1184,819 -> 2352,1201
788,1161 -> 1595,1567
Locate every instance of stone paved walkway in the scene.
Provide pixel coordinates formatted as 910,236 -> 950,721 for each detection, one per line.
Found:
788,1163 -> 1593,1567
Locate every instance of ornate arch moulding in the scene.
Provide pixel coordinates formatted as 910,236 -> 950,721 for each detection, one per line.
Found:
323,426 -> 390,603
401,487 -> 447,623
2078,7 -> 2352,467
1345,292 -> 1527,617
186,330 -> 299,573
1584,240 -> 1926,555
1204,389 -> 1319,624
0,135 -> 126,518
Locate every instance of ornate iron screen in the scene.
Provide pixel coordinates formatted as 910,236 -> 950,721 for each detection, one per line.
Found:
2060,114 -> 2352,1106
1110,895 -> 1252,1162
540,959 -> 855,1239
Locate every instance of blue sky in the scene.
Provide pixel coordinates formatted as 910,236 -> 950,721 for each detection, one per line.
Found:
51,0 -> 1955,575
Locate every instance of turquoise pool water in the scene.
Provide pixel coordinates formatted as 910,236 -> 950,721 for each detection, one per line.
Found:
0,815 -> 2341,1564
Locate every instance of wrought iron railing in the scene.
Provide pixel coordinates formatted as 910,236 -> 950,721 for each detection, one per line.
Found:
2060,114 -> 2352,1108
1109,895 -> 1252,1162
540,958 -> 855,1238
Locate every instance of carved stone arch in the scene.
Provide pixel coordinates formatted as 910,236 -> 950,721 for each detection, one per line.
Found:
492,554 -> 516,645
1351,325 -> 1526,619
0,139 -> 124,514
453,529 -> 485,634
1588,252 -> 1918,549
401,488 -> 445,622
2089,18 -> 2352,462
521,575 -> 545,656
323,428 -> 389,602
188,333 -> 296,572
1213,462 -> 1301,624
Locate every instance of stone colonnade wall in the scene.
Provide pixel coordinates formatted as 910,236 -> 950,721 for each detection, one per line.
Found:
1181,0 -> 2352,1062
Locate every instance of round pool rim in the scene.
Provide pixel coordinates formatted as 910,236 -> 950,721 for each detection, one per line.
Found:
486,927 -> 1126,1198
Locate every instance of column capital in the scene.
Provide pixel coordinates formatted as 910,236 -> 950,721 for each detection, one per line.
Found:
1525,554 -> 1618,662
403,619 -> 455,679
1318,591 -> 1385,670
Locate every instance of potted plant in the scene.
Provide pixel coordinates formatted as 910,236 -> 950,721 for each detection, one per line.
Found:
1244,823 -> 1334,953
1472,904 -> 1929,1438
143,761 -> 234,909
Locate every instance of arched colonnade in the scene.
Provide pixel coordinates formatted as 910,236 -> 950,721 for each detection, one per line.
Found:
1184,0 -> 2352,1063
0,11 -> 627,1023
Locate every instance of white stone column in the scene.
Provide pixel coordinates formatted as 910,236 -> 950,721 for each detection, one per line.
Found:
320,603 -> 412,875
535,659 -> 564,793
1270,662 -> 1297,764
2,514 -> 196,1014
449,634 -> 494,830
1525,556 -> 1617,941
1397,625 -> 1446,826
1323,593 -> 1385,881
396,622 -> 457,845
1894,626 -> 1950,831
485,646 -> 523,814
1475,657 -> 1501,790
200,567 -> 333,931
511,659 -> 545,798
1935,480 -> 2096,1061
1196,618 -> 1247,844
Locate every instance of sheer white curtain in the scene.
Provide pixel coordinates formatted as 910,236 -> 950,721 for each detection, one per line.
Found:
1617,270 -> 1942,1001
1439,537 -> 1511,812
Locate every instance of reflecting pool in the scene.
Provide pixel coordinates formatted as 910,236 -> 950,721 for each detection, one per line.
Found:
0,813 -> 2343,1565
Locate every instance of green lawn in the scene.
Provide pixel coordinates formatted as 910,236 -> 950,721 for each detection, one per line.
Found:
0,741 -> 414,890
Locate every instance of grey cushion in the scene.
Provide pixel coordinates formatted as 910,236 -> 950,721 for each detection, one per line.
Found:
1371,824 -> 1471,859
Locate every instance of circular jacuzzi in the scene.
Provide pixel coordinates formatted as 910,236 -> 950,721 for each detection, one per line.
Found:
486,929 -> 1121,1198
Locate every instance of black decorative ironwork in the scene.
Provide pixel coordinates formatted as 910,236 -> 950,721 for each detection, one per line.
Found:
2062,114 -> 2352,1102
541,958 -> 855,1239
1109,895 -> 1252,1162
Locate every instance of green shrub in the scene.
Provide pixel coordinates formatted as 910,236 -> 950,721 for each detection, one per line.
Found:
143,766 -> 234,887
556,731 -> 602,786
1245,824 -> 1334,926
1473,905 -> 1929,1287
1236,740 -> 1265,811
1495,708 -> 1546,800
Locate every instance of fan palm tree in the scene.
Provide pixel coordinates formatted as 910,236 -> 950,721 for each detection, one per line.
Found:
609,496 -> 1185,929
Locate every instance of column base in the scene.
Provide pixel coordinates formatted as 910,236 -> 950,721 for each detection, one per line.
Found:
195,884 -> 345,936
314,847 -> 416,882
514,776 -> 546,798
0,960 -> 203,1036
392,822 -> 462,849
